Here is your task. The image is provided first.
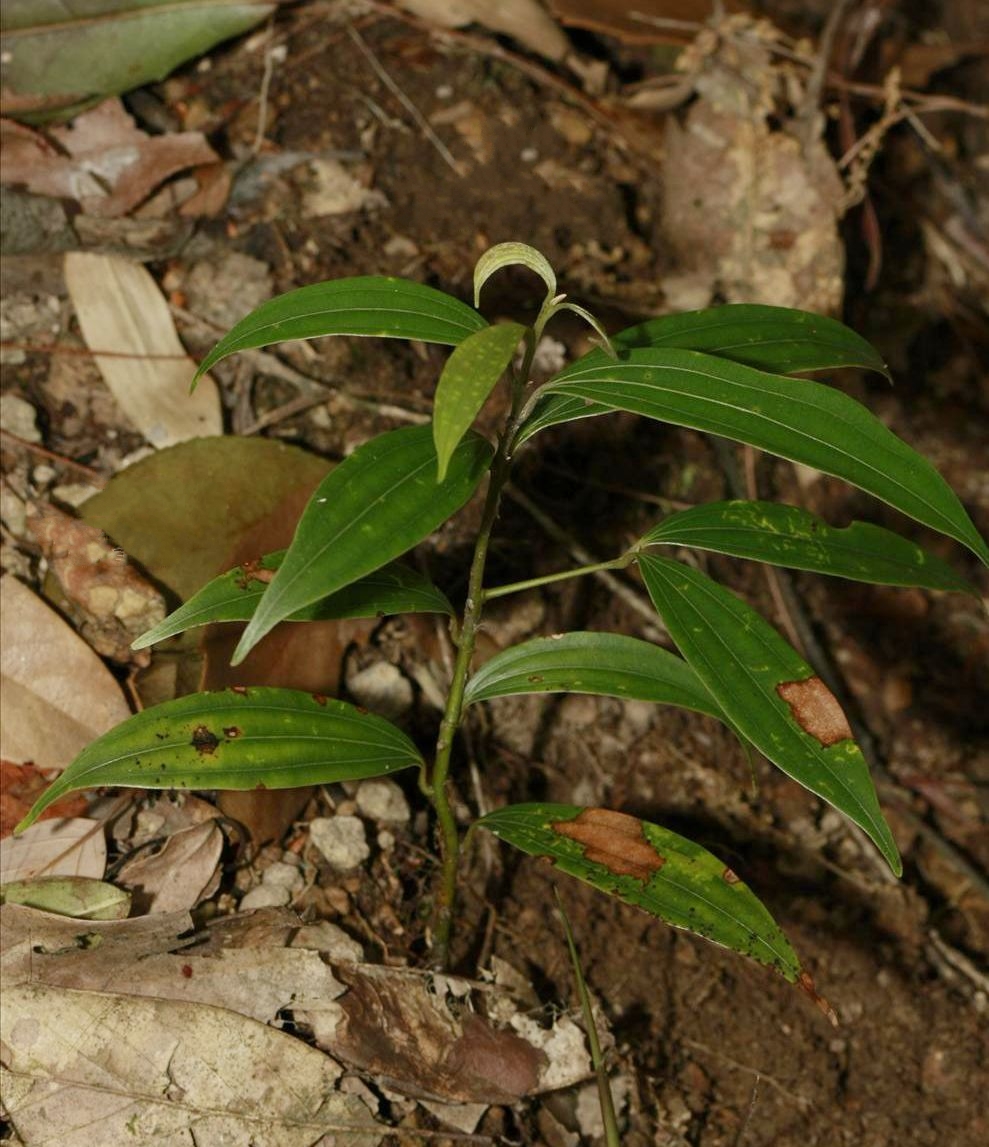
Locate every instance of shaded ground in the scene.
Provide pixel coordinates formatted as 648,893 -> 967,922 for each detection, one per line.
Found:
2,3 -> 987,1144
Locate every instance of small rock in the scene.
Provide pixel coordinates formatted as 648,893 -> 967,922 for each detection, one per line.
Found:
0,394 -> 41,443
292,921 -> 365,962
240,884 -> 291,910
0,486 -> 27,538
346,660 -> 414,721
261,860 -> 304,894
309,815 -> 370,870
355,778 -> 410,825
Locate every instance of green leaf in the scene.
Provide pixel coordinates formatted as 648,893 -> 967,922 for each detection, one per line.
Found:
194,277 -> 487,382
463,631 -> 725,721
2,1 -> 273,123
0,877 -> 130,920
15,688 -> 422,834
474,242 -> 556,308
433,322 -> 525,480
613,304 -> 891,378
134,558 -> 453,649
637,553 -> 901,875
531,348 -> 987,563
638,501 -> 975,594
233,425 -> 493,665
478,803 -> 803,983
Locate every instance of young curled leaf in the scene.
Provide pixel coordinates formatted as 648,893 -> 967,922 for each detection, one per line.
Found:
233,425 -> 493,665
473,242 -> 556,309
433,322 -> 526,480
15,688 -> 423,834
637,501 -> 975,594
133,557 -> 452,649
637,553 -> 901,875
478,803 -> 804,986
462,630 -> 725,721
194,276 -> 487,382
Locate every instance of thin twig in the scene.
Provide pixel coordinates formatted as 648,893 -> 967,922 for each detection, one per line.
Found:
0,429 -> 107,484
682,1038 -> 810,1110
346,23 -> 463,176
252,34 -> 281,156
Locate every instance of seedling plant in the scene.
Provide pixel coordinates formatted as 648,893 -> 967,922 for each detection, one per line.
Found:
20,242 -> 987,1011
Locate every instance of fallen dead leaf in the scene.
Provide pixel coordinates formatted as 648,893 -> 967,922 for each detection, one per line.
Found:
0,876 -> 130,920
64,251 -> 222,448
116,819 -> 223,914
28,500 -> 166,667
0,817 -> 106,883
398,0 -> 571,61
549,0 -> 741,43
0,761 -> 89,837
1,983 -> 382,1147
0,99 -> 220,217
0,575 -> 131,774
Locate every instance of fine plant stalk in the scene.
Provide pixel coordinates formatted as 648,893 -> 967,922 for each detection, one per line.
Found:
556,889 -> 621,1147
428,339 -> 535,967
482,554 -> 635,602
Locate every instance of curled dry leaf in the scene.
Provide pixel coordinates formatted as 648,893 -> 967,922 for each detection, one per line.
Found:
115,819 -> 223,914
28,501 -> 166,667
397,0 -> 570,61
0,99 -> 220,217
64,252 -> 222,449
0,575 -> 130,774
0,817 -> 106,884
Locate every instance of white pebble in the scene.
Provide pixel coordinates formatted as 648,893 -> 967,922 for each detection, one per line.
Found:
0,394 -> 41,443
309,815 -> 370,870
346,661 -> 414,721
356,778 -> 410,825
240,884 -> 291,910
292,921 -> 365,962
261,860 -> 304,894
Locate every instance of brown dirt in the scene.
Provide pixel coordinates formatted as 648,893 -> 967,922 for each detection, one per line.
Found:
3,3 -> 987,1144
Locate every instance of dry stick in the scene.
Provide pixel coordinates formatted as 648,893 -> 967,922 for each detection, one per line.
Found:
503,482 -> 668,640
0,341 -> 188,362
346,23 -> 463,176
0,429 -> 107,484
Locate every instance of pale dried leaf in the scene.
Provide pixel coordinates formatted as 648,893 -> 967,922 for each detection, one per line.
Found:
0,99 -> 220,217
0,818 -> 105,883
398,0 -> 570,60
0,576 -> 131,773
116,820 -> 223,914
63,252 -> 222,448
1,983 -> 382,1147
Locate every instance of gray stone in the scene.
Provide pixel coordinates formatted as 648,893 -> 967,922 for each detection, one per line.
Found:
309,815 -> 370,871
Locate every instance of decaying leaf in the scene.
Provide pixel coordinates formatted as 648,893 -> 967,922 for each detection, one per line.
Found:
397,0 -> 570,61
0,98 -> 220,216
64,252 -> 222,449
659,15 -> 846,312
0,761 -> 88,837
28,501 -> 166,667
306,962 -> 592,1104
777,676 -> 853,748
0,983 -> 382,1147
0,817 -> 105,884
0,576 -> 130,774
115,819 -> 223,914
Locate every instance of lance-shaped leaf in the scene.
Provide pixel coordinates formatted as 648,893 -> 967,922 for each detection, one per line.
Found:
194,277 -> 487,382
474,242 -> 556,307
16,688 -> 422,834
433,322 -> 525,480
463,631 -> 725,721
637,554 -> 901,875
613,304 -> 890,378
133,558 -> 452,649
478,804 -> 804,985
637,501 -> 975,593
530,348 -> 987,562
233,425 -> 493,664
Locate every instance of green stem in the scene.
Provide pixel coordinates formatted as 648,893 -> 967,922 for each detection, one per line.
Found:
428,336 -> 535,968
482,554 -> 633,602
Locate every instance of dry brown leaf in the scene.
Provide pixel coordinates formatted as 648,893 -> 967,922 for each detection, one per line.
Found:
0,99 -> 220,218
0,761 -> 89,837
0,817 -> 106,883
1,983 -> 382,1147
549,0 -> 740,43
0,575 -> 131,774
28,501 -> 166,667
64,252 -> 222,448
116,819 -> 223,914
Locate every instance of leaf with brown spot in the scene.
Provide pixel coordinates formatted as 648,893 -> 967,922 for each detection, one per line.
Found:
638,554 -> 901,875
15,689 -> 422,834
776,677 -> 852,747
479,803 -> 803,985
